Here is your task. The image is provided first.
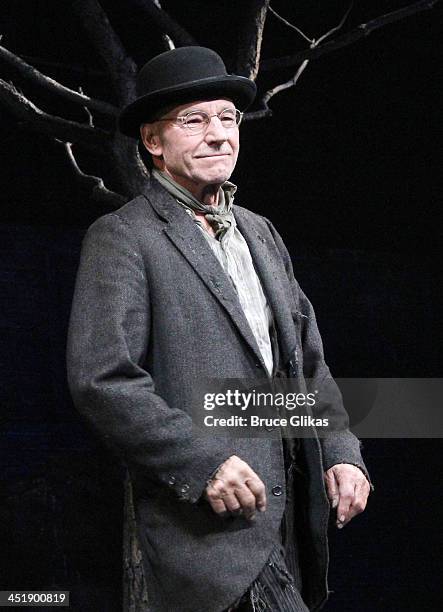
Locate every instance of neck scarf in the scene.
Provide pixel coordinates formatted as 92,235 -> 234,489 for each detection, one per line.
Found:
152,169 -> 237,239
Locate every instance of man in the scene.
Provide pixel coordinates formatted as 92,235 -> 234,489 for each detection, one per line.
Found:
67,46 -> 371,612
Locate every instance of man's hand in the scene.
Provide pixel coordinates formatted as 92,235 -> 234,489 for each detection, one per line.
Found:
204,455 -> 267,521
324,463 -> 370,529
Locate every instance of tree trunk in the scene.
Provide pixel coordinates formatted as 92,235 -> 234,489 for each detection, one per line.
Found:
123,471 -> 150,612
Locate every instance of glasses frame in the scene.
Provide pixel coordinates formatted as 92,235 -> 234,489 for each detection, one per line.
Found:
155,108 -> 243,133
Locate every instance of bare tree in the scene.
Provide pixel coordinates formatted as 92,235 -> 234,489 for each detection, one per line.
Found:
1,0 -> 438,209
0,1 -> 439,609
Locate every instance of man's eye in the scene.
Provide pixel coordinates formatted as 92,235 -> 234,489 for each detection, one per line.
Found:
186,113 -> 206,126
220,110 -> 236,122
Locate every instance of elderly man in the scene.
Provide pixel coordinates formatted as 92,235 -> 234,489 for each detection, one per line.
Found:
67,46 -> 371,612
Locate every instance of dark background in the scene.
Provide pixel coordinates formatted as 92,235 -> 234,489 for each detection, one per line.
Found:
1,1 -> 442,610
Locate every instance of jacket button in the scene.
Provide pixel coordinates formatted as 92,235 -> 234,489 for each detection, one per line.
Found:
272,485 -> 283,496
180,484 -> 190,493
168,476 -> 176,486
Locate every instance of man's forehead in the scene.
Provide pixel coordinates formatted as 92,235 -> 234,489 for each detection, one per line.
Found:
166,97 -> 235,115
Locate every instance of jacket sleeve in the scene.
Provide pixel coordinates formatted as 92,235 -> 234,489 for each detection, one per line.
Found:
66,213 -> 234,503
264,219 -> 373,486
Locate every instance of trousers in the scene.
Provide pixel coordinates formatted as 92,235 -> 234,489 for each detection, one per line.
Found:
226,545 -> 309,612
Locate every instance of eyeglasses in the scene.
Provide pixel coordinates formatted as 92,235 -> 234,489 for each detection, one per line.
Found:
155,108 -> 243,133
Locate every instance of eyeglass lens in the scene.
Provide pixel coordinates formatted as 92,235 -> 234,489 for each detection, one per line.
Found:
183,109 -> 241,130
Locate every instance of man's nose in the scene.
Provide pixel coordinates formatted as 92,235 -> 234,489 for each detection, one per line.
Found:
204,115 -> 228,142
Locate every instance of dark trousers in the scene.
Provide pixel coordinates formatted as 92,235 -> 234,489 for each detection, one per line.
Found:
225,541 -> 309,612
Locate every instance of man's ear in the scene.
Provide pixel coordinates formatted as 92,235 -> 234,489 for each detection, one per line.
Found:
140,124 -> 162,156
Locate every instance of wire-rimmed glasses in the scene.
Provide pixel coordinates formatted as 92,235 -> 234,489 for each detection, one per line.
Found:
156,108 -> 243,133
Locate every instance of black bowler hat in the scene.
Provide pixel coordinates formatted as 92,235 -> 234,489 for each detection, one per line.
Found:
118,46 -> 256,138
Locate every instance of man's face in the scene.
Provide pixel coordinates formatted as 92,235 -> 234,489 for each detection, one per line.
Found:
140,98 -> 240,198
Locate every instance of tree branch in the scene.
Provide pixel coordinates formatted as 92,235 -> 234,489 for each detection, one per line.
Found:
122,470 -> 149,611
60,141 -> 126,208
14,56 -> 122,78
163,34 -> 175,50
268,6 -> 313,44
0,78 -> 112,148
78,87 -> 95,126
129,0 -> 198,48
261,0 -> 440,72
245,4 -> 352,121
245,0 -> 439,121
71,0 -> 137,105
235,0 -> 270,79
0,44 -> 118,117
244,60 -> 308,121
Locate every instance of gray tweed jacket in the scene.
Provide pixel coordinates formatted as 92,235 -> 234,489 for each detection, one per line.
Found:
66,178 -> 369,612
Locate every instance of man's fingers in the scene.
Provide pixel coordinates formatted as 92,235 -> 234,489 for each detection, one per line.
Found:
205,479 -> 230,515
234,484 -> 259,519
336,481 -> 354,528
206,494 -> 228,516
206,483 -> 257,520
245,476 -> 267,512
338,479 -> 370,526
325,464 -> 371,529
346,479 -> 370,522
222,492 -> 242,514
204,456 -> 267,519
324,469 -> 339,509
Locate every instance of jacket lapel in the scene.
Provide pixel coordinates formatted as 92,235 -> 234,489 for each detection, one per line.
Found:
143,180 -> 268,370
234,208 -> 298,366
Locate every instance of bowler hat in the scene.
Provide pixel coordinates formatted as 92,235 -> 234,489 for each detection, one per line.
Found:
118,46 -> 256,138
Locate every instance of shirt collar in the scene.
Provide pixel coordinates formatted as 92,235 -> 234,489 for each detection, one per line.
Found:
152,168 -> 237,210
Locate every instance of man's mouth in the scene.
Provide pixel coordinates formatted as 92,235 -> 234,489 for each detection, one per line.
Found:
195,153 -> 230,158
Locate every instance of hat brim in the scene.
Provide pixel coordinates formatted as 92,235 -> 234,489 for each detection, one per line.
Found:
118,75 -> 256,138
